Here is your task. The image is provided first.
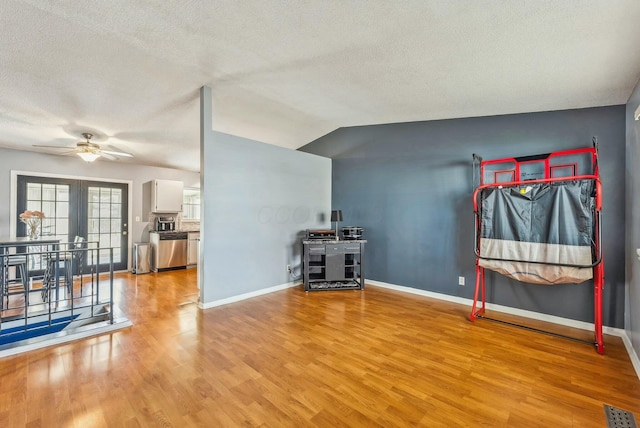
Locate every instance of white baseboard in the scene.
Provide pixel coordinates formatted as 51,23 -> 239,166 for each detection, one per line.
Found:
620,331 -> 640,380
366,279 -> 640,380
199,281 -> 300,310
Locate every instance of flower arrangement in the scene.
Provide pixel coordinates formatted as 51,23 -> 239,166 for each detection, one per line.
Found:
20,210 -> 45,239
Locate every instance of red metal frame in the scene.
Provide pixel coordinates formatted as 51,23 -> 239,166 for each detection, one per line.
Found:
550,163 -> 577,178
470,146 -> 605,354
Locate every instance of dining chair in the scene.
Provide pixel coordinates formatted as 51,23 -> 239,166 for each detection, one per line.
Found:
41,236 -> 86,302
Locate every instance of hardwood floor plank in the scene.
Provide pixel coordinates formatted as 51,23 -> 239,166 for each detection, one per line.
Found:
1,270 -> 639,426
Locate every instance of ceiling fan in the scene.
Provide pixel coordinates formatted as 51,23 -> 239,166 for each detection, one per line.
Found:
33,132 -> 134,162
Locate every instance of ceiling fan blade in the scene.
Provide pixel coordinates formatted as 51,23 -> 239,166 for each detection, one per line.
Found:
100,152 -> 117,160
101,149 -> 134,157
32,144 -> 75,149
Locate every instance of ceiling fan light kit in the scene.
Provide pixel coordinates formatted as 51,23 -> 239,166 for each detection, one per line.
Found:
76,133 -> 101,162
77,150 -> 101,162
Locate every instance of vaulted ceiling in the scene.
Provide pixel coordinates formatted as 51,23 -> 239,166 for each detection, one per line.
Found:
2,1 -> 640,172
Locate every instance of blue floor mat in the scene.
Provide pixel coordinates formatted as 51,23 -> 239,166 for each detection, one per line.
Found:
0,315 -> 79,345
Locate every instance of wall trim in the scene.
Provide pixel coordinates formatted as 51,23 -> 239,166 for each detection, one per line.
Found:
620,331 -> 640,380
198,281 -> 300,310
366,279 -> 640,380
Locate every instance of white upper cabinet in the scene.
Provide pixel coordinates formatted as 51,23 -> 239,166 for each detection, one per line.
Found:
150,179 -> 183,213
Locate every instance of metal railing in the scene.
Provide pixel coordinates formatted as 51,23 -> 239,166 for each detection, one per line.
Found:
0,240 -> 114,348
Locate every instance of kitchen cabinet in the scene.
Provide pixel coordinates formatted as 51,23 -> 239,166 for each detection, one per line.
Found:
302,240 -> 366,291
147,179 -> 183,213
187,232 -> 200,266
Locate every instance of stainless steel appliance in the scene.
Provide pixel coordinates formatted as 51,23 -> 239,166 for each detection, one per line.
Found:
155,216 -> 176,232
132,242 -> 151,274
149,231 -> 188,272
187,232 -> 200,266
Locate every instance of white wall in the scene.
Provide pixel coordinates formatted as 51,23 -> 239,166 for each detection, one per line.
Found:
199,87 -> 331,305
626,79 -> 640,356
0,146 -> 199,267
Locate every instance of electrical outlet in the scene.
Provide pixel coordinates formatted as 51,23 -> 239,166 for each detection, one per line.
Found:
286,264 -> 292,274
458,276 -> 465,286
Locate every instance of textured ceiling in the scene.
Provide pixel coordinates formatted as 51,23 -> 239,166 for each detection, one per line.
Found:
1,1 -> 640,172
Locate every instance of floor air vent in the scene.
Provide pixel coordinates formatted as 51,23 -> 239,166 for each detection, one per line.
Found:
605,405 -> 638,428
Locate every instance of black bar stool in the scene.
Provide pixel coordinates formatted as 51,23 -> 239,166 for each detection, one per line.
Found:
41,237 -> 85,302
3,254 -> 29,309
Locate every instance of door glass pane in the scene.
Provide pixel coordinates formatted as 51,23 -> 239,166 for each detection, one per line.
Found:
100,188 -> 111,203
99,249 -> 111,262
56,220 -> 69,235
56,186 -> 69,201
42,201 -> 56,216
41,218 -> 54,236
27,183 -> 41,200
89,219 -> 100,234
88,188 -> 100,203
42,184 -> 56,201
23,181 -> 70,240
99,234 -> 110,249
17,179 -> 73,271
110,203 -> 121,217
88,202 -> 99,218
88,186 -> 123,263
56,201 -> 69,218
100,219 -> 111,233
26,201 -> 42,211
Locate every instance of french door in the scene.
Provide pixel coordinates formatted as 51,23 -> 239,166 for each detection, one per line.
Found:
16,175 -> 129,271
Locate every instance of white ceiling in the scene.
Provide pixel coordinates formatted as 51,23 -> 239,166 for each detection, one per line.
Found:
1,1 -> 640,172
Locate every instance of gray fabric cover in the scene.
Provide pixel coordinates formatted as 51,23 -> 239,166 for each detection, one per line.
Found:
478,181 -> 595,284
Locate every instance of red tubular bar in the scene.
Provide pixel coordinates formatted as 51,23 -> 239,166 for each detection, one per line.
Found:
470,146 -> 604,354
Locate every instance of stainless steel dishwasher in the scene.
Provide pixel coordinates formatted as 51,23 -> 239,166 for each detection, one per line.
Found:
149,231 -> 188,272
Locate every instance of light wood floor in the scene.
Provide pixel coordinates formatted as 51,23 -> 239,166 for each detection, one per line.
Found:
1,270 -> 639,427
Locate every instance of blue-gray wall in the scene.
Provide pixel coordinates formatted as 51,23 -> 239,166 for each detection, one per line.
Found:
625,81 -> 640,355
200,88 -> 331,304
301,106 -> 626,328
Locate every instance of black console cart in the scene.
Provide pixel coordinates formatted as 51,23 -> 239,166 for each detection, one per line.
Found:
302,239 -> 366,291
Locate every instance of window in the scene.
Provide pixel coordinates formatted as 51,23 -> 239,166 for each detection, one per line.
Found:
182,188 -> 200,220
